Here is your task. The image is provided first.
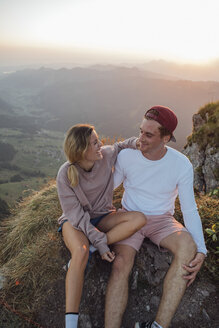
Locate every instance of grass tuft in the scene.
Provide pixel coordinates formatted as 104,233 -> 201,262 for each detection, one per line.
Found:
186,101 -> 219,150
175,190 -> 219,279
0,181 -> 65,315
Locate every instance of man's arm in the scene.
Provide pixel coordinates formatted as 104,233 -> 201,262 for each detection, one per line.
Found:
178,165 -> 207,285
178,166 -> 207,254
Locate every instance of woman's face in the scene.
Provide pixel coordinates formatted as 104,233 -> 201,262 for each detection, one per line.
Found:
83,130 -> 103,162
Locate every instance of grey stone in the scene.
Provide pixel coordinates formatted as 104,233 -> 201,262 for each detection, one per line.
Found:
183,111 -> 219,193
184,142 -> 219,192
183,142 -> 205,191
201,290 -> 210,297
0,273 -> 5,289
202,308 -> 211,322
193,113 -> 206,131
203,145 -> 219,192
79,314 -> 92,328
150,296 -> 160,307
131,269 -> 139,290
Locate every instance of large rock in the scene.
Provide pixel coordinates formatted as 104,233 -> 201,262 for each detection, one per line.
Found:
203,145 -> 219,192
35,239 -> 218,328
183,143 -> 218,193
183,143 -> 205,191
183,104 -> 219,192
193,113 -> 206,131
77,240 -> 217,328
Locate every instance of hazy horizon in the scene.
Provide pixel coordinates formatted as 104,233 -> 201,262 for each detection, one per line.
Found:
1,44 -> 219,69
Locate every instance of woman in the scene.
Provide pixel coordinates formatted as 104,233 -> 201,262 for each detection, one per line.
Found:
56,124 -> 146,328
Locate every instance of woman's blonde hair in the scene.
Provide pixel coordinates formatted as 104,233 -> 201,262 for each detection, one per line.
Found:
64,124 -> 94,187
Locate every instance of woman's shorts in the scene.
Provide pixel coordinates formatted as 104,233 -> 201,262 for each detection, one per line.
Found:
58,212 -> 109,233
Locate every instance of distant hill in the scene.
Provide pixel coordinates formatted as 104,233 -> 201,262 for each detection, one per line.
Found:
0,128 -> 64,205
0,97 -> 14,114
0,66 -> 219,150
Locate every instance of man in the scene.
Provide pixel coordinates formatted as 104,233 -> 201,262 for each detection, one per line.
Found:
105,106 -> 207,328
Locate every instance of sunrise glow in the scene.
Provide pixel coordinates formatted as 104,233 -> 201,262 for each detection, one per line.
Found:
0,0 -> 219,64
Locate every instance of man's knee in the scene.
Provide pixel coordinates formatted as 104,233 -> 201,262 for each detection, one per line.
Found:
111,256 -> 133,281
174,232 -> 197,260
111,249 -> 135,281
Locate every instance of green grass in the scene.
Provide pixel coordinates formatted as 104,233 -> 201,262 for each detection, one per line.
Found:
0,305 -> 31,328
0,128 -> 23,137
0,178 -> 49,206
186,101 -> 219,150
175,191 -> 219,279
0,168 -> 18,180
198,102 -> 219,120
0,128 -> 65,204
0,183 -> 64,316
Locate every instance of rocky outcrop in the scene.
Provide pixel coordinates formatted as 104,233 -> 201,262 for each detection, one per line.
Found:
183,103 -> 219,192
78,240 -> 217,328
203,145 -> 219,191
36,239 -> 218,328
183,142 -> 206,191
1,183 -> 216,328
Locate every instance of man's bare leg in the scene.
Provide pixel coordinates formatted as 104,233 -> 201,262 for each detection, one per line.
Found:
105,244 -> 136,328
155,231 -> 197,328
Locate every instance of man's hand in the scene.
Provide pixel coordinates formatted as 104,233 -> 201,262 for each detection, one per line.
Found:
183,252 -> 205,287
101,251 -> 115,262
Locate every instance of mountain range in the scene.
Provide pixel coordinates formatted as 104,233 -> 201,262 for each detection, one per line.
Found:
0,65 -> 219,149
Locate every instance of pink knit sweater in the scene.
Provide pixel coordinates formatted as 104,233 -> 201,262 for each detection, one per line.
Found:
56,138 -> 137,255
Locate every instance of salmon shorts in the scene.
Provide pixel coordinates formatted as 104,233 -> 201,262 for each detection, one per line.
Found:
116,209 -> 187,251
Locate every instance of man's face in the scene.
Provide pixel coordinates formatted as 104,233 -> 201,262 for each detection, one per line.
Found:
139,118 -> 166,156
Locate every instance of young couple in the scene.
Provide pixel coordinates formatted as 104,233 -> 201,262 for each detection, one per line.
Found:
57,106 -> 207,328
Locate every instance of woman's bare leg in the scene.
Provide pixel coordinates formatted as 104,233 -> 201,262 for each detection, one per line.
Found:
97,211 -> 146,245
62,221 -> 89,312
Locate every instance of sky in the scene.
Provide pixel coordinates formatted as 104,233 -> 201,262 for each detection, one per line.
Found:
1,0 -> 219,67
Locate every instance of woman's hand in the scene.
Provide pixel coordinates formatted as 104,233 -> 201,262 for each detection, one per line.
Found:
101,251 -> 116,262
136,138 -> 140,149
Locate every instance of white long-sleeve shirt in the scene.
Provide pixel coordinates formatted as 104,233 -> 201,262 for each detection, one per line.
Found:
114,147 -> 207,255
